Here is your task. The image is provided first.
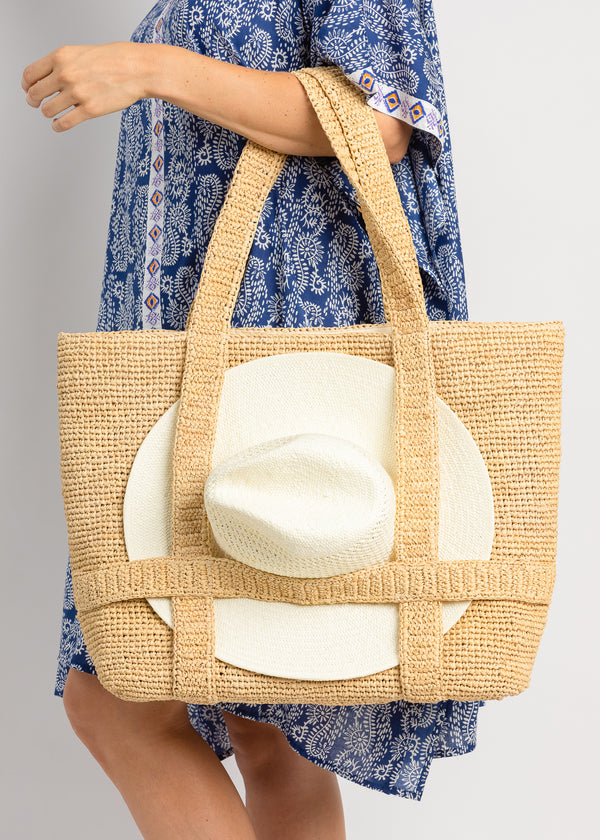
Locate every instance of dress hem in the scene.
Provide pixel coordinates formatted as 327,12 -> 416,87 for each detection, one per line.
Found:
54,663 -> 479,801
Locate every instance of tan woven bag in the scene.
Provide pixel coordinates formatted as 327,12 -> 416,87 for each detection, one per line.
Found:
57,66 -> 564,704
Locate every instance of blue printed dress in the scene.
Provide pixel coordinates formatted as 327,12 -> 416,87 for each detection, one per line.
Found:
54,0 -> 484,800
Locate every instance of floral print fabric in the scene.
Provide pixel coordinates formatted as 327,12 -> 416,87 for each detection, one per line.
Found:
54,0 -> 484,800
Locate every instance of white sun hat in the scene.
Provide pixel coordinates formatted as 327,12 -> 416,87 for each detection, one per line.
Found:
123,351 -> 495,681
203,431 -> 397,578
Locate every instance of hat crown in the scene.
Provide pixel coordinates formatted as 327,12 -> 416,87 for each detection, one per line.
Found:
204,431 -> 397,577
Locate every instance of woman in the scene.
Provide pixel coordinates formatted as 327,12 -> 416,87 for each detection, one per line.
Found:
23,1 -> 483,837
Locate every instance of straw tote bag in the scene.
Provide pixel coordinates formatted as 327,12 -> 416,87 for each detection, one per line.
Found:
56,65 -> 564,705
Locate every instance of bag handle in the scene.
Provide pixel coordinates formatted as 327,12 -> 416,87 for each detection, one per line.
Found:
287,67 -> 440,570
173,64 -> 440,567
171,65 -> 443,700
183,65 -> 429,336
178,64 -> 439,557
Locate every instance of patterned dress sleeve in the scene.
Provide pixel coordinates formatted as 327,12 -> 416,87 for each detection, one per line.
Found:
310,0 -> 469,320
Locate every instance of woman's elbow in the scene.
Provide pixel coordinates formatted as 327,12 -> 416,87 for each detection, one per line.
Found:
374,111 -> 413,165
386,141 -> 410,165
387,134 -> 412,165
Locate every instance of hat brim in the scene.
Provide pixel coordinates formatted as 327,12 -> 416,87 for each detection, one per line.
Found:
123,352 -> 494,680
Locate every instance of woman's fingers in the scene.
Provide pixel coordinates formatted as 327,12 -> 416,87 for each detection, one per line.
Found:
51,106 -> 79,132
39,90 -> 76,120
21,50 -> 57,93
24,70 -> 60,108
51,103 -> 98,133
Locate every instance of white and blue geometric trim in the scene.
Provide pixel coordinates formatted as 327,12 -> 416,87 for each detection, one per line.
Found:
348,68 -> 444,145
142,2 -> 177,329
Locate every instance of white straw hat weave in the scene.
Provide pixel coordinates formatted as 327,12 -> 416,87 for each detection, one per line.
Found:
204,431 -> 396,578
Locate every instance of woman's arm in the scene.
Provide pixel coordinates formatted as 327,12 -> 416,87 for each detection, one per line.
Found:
22,42 -> 412,164
144,44 -> 412,164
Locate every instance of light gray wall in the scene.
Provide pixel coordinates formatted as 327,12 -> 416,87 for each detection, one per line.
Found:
2,1 -> 597,837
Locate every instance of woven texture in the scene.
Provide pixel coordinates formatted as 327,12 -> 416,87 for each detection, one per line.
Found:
203,432 -> 397,577
57,66 -> 564,704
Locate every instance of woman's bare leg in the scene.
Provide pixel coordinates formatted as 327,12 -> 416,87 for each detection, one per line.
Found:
62,669 -> 257,840
222,710 -> 347,840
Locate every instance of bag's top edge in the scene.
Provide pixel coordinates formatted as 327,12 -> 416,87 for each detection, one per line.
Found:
57,320 -> 565,341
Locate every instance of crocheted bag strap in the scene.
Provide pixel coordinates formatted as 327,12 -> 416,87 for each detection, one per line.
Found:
177,64 -> 439,553
184,65 -> 430,335
293,67 -> 441,699
171,66 -> 442,700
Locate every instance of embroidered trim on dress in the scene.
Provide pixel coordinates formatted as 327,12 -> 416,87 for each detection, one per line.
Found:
348,68 -> 444,145
142,2 -> 177,329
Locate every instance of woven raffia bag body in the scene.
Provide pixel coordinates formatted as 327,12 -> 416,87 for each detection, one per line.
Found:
57,67 -> 564,704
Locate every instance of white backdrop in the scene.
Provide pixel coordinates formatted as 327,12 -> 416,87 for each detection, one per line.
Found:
1,1 -> 597,837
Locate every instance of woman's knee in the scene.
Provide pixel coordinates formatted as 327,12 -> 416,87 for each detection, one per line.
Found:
62,668 -> 192,756
62,669 -> 108,744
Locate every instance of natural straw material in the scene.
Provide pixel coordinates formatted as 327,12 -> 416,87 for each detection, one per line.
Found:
57,66 -> 564,704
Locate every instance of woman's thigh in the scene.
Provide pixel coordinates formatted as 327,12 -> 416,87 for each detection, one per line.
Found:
63,670 -> 296,776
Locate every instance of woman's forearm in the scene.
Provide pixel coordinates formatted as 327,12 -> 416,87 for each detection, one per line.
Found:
22,40 -> 412,160
142,43 -> 412,164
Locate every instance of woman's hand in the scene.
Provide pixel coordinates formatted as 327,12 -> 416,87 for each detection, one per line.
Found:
21,42 -> 150,132
21,41 -> 413,163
